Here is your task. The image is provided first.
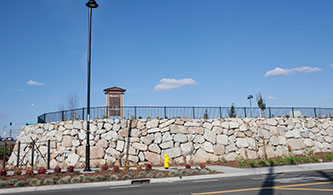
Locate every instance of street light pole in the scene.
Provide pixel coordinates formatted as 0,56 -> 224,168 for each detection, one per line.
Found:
84,0 -> 98,172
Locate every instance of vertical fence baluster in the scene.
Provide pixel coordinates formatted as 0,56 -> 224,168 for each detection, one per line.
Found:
244,107 -> 247,118
62,111 -> 65,121
164,107 -> 167,118
292,107 -> 295,118
17,141 -> 20,168
314,108 -> 317,118
219,107 -> 222,118
134,106 -> 137,119
82,108 -> 85,120
192,107 -> 195,119
269,107 -> 272,118
47,140 -> 50,170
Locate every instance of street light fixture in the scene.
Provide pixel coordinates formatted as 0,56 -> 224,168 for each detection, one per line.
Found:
247,95 -> 253,117
84,0 -> 98,172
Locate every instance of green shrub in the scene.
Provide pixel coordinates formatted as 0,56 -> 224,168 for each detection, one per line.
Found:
52,176 -> 59,182
267,159 -> 276,166
122,174 -> 132,180
127,172 -> 134,177
239,162 -> 248,168
146,173 -> 154,178
0,181 -> 9,188
139,171 -> 147,176
58,179 -> 68,184
311,157 -> 319,162
29,179 -> 39,186
180,170 -> 189,176
134,175 -> 142,179
324,155 -> 333,161
168,170 -> 179,177
82,176 -> 92,182
190,170 -> 199,174
110,175 -> 119,181
79,175 -> 86,180
70,177 -> 81,183
14,181 -> 26,187
93,176 -> 104,182
258,159 -> 267,166
155,173 -> 165,178
248,160 -> 257,167
300,157 -> 311,163
104,174 -> 111,179
9,179 -> 18,185
235,155 -> 245,163
44,179 -> 54,185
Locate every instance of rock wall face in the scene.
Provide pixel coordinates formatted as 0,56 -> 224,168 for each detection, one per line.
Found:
8,118 -> 333,168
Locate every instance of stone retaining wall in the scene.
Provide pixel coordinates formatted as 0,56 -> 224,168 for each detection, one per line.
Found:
8,118 -> 333,168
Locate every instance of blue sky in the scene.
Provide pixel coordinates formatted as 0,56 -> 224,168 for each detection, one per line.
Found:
1,0 -> 333,133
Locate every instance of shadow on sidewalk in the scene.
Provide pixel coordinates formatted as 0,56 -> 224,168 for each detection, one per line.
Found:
258,166 -> 275,195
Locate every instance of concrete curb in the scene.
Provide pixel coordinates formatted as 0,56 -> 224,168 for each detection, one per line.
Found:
1,162 -> 332,194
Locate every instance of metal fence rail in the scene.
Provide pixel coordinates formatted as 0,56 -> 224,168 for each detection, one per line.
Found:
37,106 -> 333,123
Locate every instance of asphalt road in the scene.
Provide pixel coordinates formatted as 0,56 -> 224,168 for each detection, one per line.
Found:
9,169 -> 333,195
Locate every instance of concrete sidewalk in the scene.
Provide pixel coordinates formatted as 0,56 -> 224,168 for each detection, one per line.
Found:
1,162 -> 332,194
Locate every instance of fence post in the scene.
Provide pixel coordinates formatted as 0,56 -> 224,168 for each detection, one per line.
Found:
192,107 -> 195,119
31,141 -> 34,168
43,113 -> 46,123
17,141 -> 20,168
134,106 -> 137,119
62,111 -> 65,121
47,140 -> 50,170
244,107 -> 247,118
269,107 -> 272,118
219,107 -> 222,118
82,108 -> 85,120
291,107 -> 295,118
314,108 -> 317,118
2,142 -> 6,169
164,107 -> 167,118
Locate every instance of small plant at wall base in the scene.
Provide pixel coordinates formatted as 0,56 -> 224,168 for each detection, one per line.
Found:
67,166 -> 75,173
37,168 -> 47,174
25,169 -> 33,176
145,163 -> 152,171
54,166 -> 61,173
101,164 -> 109,171
0,169 -> 7,177
113,165 -> 120,172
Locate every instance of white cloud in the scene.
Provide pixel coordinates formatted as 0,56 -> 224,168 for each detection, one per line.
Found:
330,64 -> 333,68
26,80 -> 45,86
264,66 -> 321,77
154,78 -> 197,91
267,96 -> 278,100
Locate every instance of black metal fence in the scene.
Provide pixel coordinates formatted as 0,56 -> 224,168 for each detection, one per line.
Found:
37,106 -> 333,123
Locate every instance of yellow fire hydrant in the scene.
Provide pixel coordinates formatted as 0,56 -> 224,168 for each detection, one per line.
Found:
164,154 -> 170,169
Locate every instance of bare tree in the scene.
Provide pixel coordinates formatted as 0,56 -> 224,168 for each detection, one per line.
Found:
67,91 -> 79,110
256,92 -> 266,117
58,91 -> 80,120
